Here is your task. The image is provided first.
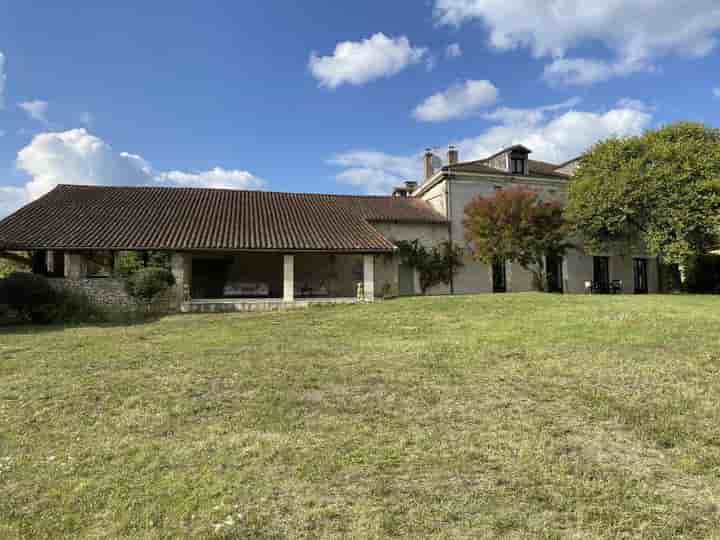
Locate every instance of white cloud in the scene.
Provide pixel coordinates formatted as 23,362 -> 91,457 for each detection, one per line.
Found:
309,33 -> 427,88
17,129 -> 152,200
79,111 -> 94,126
434,0 -> 720,84
1,128 -> 266,217
156,168 -> 265,190
329,150 -> 421,195
0,52 -> 6,109
332,99 -> 652,193
543,57 -> 649,86
616,97 -> 653,112
413,79 -> 498,122
0,186 -> 27,218
458,104 -> 651,165
713,87 -> 720,98
18,100 -> 49,124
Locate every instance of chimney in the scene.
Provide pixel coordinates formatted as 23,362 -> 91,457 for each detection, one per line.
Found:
424,148 -> 434,180
448,145 -> 458,165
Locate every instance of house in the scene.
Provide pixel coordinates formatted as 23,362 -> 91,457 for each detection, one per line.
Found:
0,144 -> 659,313
407,145 -> 658,296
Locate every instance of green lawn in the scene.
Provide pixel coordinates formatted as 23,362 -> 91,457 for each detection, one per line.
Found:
2,294 -> 720,539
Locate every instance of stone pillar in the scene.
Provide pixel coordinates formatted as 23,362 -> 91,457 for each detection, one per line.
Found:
363,254 -> 375,302
505,260 -> 513,292
171,252 -> 192,309
65,252 -> 88,279
283,254 -> 294,302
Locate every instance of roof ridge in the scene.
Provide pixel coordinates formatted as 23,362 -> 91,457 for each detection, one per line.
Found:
55,183 -> 409,200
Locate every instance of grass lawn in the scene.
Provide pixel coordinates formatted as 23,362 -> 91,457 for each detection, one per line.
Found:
1,294 -> 720,539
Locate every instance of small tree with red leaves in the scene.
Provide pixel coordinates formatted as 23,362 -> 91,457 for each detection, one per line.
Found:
463,187 -> 570,291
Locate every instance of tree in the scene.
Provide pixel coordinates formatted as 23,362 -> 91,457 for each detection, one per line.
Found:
566,122 -> 720,265
395,240 -> 463,294
463,187 -> 570,291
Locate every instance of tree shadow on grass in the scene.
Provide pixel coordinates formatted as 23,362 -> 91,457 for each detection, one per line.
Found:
0,313 -> 169,336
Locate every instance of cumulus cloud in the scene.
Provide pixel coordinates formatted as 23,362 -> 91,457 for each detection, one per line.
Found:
1,128 -> 265,217
434,0 -> 720,84
18,100 -> 50,123
446,43 -> 462,58
457,104 -> 651,165
0,186 -> 27,218
309,33 -> 427,88
329,150 -> 420,194
332,98 -> 652,193
413,79 -> 498,122
0,52 -> 6,108
156,168 -> 265,190
17,129 -> 153,200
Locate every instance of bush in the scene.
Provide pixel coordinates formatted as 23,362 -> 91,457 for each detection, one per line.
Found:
54,288 -> 106,323
396,240 -> 463,294
0,272 -> 60,324
125,267 -> 175,303
684,255 -> 720,293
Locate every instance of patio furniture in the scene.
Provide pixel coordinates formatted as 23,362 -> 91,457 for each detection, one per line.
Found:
223,282 -> 270,298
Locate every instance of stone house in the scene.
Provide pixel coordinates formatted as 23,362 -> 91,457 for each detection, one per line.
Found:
0,144 -> 659,313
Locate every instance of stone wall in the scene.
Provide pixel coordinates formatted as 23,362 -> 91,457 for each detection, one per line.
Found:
48,277 -> 181,313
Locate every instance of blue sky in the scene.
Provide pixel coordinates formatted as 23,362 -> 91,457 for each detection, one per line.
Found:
1,1 -> 720,215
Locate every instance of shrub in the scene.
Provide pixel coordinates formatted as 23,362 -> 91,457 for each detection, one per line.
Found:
396,240 -> 463,294
0,272 -> 60,324
54,288 -> 107,323
684,255 -> 720,293
115,251 -> 172,277
125,267 -> 175,303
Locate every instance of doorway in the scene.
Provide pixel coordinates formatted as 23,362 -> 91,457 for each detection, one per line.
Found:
492,257 -> 507,293
546,253 -> 563,293
634,258 -> 649,294
593,256 -> 610,293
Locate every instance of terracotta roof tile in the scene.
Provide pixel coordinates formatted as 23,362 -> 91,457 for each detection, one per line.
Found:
0,185 -> 446,252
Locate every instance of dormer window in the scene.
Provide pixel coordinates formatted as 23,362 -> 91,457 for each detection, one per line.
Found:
511,157 -> 525,174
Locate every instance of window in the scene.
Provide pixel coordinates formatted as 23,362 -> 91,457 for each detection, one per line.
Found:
511,158 -> 525,174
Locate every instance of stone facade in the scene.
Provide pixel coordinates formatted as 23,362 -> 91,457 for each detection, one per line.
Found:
414,170 -> 661,295
48,277 -> 181,313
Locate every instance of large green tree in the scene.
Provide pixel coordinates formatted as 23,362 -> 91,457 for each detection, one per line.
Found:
463,187 -> 570,291
567,122 -> 720,264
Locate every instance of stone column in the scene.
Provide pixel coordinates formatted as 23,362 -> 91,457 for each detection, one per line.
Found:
283,254 -> 294,302
363,254 -> 375,302
171,252 -> 192,310
65,252 -> 88,279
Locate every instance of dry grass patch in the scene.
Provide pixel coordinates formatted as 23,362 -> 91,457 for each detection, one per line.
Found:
1,294 -> 720,538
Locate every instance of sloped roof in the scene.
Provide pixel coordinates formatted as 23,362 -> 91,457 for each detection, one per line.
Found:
444,158 -> 570,179
0,185 -> 446,252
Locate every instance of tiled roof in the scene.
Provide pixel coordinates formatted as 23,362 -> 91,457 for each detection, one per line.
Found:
0,185 -> 446,252
444,158 -> 570,179
528,159 -> 570,178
